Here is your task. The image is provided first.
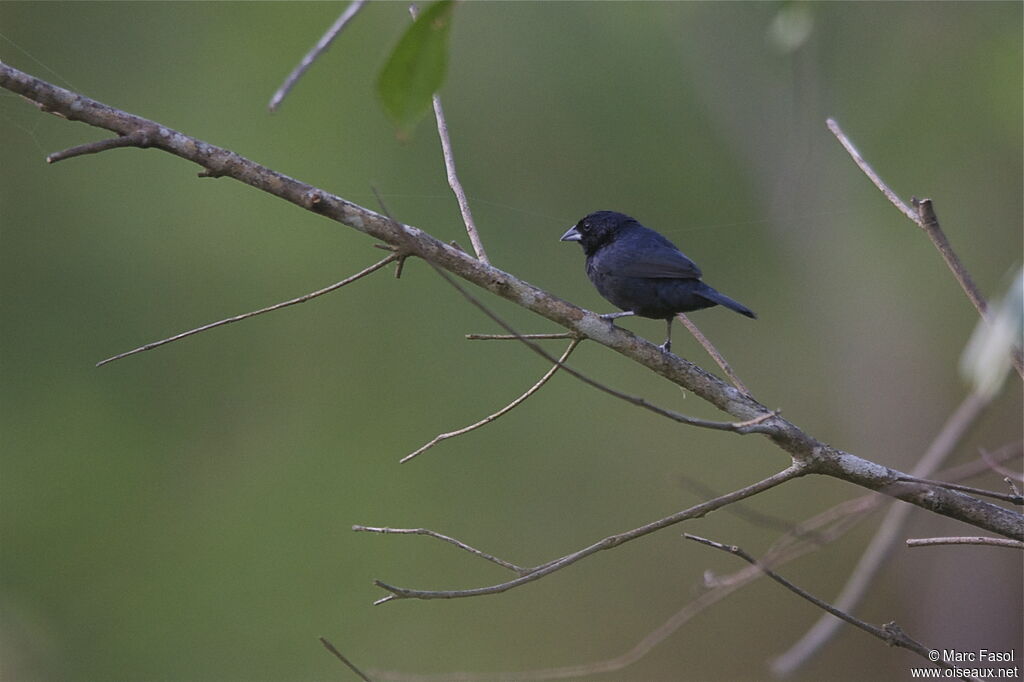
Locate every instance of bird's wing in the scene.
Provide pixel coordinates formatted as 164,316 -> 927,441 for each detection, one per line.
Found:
602,243 -> 704,279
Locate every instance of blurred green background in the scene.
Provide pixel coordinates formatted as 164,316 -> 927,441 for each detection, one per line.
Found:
2,2 -> 1021,680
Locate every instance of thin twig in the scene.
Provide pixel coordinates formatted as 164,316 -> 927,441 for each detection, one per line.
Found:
826,118 -> 919,223
402,338 -> 581,462
906,536 -> 1024,549
352,525 -> 527,575
771,388 -> 991,676
406,4 -> 489,264
466,332 -> 576,341
676,313 -> 750,394
685,534 -> 959,672
431,95 -> 488,263
319,637 -> 373,682
364,462 -> 807,604
269,0 -> 369,112
96,254 -> 396,366
47,129 -> 152,163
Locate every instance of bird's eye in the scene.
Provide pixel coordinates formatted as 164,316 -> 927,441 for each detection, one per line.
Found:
578,222 -> 589,233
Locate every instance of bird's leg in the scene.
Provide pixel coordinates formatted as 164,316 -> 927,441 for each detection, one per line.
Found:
658,318 -> 673,353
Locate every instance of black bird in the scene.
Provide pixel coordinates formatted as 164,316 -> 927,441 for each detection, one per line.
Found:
560,210 -> 755,352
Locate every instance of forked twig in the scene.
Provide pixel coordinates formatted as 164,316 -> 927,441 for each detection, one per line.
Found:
269,0 -> 369,112
685,534 -> 957,672
403,338 -> 582,462
96,254 -> 397,366
827,118 -> 1022,377
362,462 -> 806,604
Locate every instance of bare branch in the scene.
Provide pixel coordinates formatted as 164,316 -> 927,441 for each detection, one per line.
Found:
365,491 -> 872,682
827,119 -> 1022,377
96,254 -> 397,367
363,463 -> 807,603
269,0 -> 369,112
906,536 -> 1024,549
676,313 -> 750,394
685,534 -> 959,672
319,637 -> 373,682
403,338 -> 581,462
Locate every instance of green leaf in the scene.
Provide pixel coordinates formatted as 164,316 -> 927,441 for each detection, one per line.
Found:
377,0 -> 455,138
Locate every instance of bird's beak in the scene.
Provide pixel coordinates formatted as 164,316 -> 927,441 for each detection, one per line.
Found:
560,226 -> 582,242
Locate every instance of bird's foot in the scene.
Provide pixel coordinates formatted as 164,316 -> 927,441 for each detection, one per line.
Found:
658,341 -> 672,354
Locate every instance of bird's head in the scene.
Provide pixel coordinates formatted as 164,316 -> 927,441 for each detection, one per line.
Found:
560,210 -> 636,255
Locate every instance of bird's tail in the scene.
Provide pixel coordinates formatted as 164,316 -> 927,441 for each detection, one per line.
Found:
699,286 -> 757,319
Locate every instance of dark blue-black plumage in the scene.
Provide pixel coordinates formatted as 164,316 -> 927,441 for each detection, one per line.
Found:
561,210 -> 755,351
